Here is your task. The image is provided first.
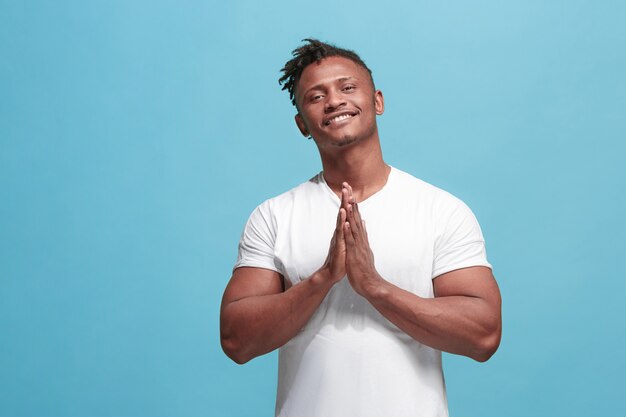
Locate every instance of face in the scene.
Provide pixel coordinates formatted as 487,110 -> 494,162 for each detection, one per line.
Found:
294,56 -> 384,150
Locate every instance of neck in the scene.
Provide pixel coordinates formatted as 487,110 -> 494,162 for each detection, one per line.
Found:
318,136 -> 390,202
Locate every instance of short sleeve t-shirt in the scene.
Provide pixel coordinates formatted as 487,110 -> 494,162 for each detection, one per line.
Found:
234,167 -> 491,417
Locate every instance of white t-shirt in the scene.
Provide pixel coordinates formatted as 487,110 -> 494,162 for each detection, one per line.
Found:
234,167 -> 491,417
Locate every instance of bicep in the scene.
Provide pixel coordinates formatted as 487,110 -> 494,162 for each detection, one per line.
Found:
222,267 -> 284,306
433,266 -> 502,360
433,266 -> 501,310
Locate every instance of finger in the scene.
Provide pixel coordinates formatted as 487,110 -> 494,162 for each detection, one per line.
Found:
338,208 -> 346,239
361,219 -> 368,240
333,209 -> 344,244
335,200 -> 344,228
343,221 -> 355,247
341,186 -> 350,211
343,182 -> 354,208
347,204 -> 359,239
352,201 -> 362,222
350,202 -> 363,235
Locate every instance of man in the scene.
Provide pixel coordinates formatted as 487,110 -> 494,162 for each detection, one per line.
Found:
220,39 -> 502,417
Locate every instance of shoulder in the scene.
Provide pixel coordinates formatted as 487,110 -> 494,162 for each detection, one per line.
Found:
389,166 -> 467,210
250,172 -> 326,217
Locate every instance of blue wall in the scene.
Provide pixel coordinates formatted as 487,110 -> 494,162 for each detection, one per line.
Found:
1,1 -> 625,416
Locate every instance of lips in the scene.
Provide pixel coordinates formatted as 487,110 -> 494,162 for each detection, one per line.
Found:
323,111 -> 359,126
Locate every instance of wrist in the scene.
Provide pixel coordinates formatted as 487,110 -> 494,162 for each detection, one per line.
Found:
359,273 -> 390,300
311,267 -> 338,288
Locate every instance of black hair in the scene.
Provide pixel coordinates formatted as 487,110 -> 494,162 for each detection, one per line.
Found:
278,38 -> 374,107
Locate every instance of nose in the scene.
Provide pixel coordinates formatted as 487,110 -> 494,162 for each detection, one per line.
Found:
324,88 -> 346,113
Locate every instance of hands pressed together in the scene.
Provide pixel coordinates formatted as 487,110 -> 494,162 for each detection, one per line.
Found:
320,183 -> 384,296
223,182 -> 501,363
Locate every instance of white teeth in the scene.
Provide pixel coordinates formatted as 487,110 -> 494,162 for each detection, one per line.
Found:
327,114 -> 354,125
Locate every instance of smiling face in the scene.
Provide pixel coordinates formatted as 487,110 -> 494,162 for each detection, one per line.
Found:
294,56 -> 384,150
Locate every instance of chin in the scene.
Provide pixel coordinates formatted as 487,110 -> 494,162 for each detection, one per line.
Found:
332,135 -> 359,147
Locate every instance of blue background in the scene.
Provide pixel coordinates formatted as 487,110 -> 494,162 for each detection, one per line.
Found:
1,1 -> 625,416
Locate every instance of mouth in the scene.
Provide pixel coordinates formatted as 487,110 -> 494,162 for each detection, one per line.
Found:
323,111 -> 359,126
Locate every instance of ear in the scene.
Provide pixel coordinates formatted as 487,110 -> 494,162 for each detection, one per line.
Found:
374,90 -> 385,115
295,114 -> 310,137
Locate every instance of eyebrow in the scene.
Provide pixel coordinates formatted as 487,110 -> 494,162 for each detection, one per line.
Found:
302,77 -> 356,96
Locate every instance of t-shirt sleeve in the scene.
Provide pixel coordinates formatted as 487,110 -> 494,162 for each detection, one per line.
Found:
233,201 -> 283,274
431,196 -> 492,279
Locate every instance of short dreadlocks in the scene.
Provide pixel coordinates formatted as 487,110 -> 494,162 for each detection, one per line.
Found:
279,38 -> 374,108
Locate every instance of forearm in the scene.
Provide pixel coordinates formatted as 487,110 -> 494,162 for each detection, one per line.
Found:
220,270 -> 334,364
364,279 -> 501,362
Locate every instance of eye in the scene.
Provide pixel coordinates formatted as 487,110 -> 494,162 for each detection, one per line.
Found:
309,94 -> 324,102
342,85 -> 356,92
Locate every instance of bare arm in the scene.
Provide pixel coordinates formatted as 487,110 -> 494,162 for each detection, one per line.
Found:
343,186 -> 502,362
220,191 -> 350,364
360,266 -> 501,362
220,267 -> 335,364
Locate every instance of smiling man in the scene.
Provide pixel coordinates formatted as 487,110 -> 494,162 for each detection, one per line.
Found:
220,39 -> 502,417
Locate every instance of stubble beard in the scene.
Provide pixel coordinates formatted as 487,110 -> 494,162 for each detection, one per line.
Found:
332,136 -> 359,147
330,119 -> 377,148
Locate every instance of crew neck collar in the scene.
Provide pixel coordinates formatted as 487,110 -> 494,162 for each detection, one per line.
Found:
319,166 -> 395,207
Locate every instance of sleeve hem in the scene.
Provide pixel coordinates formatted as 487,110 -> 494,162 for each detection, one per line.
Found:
232,260 -> 282,275
431,261 -> 492,280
